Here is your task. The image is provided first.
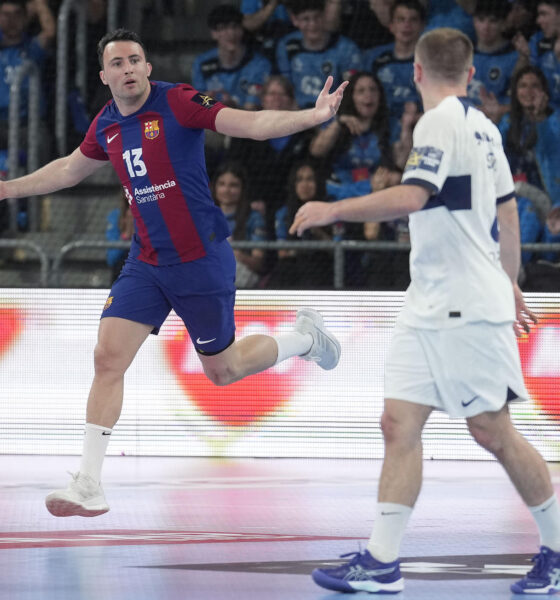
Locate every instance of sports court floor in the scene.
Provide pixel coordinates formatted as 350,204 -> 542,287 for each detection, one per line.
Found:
1,455 -> 557,599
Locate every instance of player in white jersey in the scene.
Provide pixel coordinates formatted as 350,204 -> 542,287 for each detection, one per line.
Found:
290,27 -> 560,596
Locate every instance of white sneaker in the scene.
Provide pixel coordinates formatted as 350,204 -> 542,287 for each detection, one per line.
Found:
295,308 -> 341,370
45,472 -> 110,517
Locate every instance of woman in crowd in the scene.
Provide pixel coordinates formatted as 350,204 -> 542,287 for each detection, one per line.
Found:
309,71 -> 397,187
212,162 -> 269,289
499,64 -> 560,265
269,160 -> 335,289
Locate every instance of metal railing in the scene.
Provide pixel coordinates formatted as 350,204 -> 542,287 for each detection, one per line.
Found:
0,240 -> 49,287
50,239 -> 129,286
7,60 -> 41,233
45,240 -> 560,289
55,0 -> 87,157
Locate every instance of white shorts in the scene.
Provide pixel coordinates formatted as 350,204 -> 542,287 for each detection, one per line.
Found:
384,321 -> 529,418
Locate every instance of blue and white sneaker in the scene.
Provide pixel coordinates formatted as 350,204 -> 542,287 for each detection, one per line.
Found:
312,550 -> 404,594
511,546 -> 560,595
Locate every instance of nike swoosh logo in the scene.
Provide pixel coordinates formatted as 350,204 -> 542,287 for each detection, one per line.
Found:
107,133 -> 119,143
461,396 -> 479,407
196,337 -> 217,345
101,432 -> 112,436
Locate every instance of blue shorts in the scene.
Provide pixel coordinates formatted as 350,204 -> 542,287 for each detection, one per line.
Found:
102,239 -> 236,355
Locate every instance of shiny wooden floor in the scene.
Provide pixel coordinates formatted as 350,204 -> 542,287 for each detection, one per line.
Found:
1,455 -> 558,599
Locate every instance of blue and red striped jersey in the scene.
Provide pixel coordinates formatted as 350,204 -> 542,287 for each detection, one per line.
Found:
80,81 -> 230,265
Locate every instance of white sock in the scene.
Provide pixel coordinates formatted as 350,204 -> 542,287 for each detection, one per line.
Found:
529,495 -> 560,551
79,423 -> 112,484
367,502 -> 413,563
273,332 -> 313,365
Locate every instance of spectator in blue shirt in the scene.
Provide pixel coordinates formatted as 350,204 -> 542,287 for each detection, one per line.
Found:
425,0 -> 476,40
309,71 -> 397,187
276,0 -> 362,108
513,0 -> 560,108
363,0 -> 425,118
212,162 -> 269,288
226,75 -> 312,231
499,65 -> 560,263
192,4 -> 271,110
468,0 -> 519,124
0,0 -> 55,156
240,0 -> 294,62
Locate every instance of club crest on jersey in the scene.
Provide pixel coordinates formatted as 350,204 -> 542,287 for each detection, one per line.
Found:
144,120 -> 159,139
192,93 -> 217,109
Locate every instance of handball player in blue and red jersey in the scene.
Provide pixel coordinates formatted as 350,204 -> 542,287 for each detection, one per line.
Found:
0,29 -> 346,517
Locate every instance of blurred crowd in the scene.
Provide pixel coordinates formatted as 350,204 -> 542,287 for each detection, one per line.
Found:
2,0 -> 560,289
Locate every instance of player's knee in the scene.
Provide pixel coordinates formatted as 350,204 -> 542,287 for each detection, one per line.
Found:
468,423 -> 504,455
93,343 -> 127,378
203,364 -> 237,387
380,411 -> 417,447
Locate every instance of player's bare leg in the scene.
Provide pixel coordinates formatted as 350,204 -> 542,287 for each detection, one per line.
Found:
362,399 -> 433,563
198,308 -> 341,385
87,317 -> 153,428
467,405 -> 553,506
377,399 -> 433,506
45,317 -> 152,517
468,406 -> 560,593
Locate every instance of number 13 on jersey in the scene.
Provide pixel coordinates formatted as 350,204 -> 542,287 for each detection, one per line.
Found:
123,148 -> 147,178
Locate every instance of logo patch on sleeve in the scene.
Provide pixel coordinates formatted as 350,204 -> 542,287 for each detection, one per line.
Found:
405,146 -> 443,173
192,93 -> 217,109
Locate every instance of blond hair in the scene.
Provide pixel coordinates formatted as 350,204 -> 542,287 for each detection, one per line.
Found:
415,28 -> 473,84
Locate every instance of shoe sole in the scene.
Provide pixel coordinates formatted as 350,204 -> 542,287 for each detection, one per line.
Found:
45,497 -> 109,517
510,582 -> 560,594
312,569 -> 404,594
297,309 -> 341,370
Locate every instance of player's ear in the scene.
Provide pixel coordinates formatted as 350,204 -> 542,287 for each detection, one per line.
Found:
146,62 -> 152,77
413,62 -> 422,84
467,65 -> 475,84
99,70 -> 108,86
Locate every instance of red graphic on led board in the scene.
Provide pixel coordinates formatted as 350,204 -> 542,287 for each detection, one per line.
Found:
518,313 -> 560,420
0,308 -> 24,359
163,310 -> 303,426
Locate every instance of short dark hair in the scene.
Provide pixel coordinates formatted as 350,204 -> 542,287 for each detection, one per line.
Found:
207,4 -> 243,30
474,0 -> 511,19
97,29 -> 148,69
390,0 -> 427,22
285,0 -> 325,16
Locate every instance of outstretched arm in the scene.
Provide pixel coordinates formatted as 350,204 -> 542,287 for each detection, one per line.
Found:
214,76 -> 348,140
497,197 -> 538,335
289,184 -> 429,237
0,147 -> 107,200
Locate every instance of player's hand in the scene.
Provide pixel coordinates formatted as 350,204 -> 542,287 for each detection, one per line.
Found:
314,76 -> 349,124
289,201 -> 336,237
513,282 -> 537,337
